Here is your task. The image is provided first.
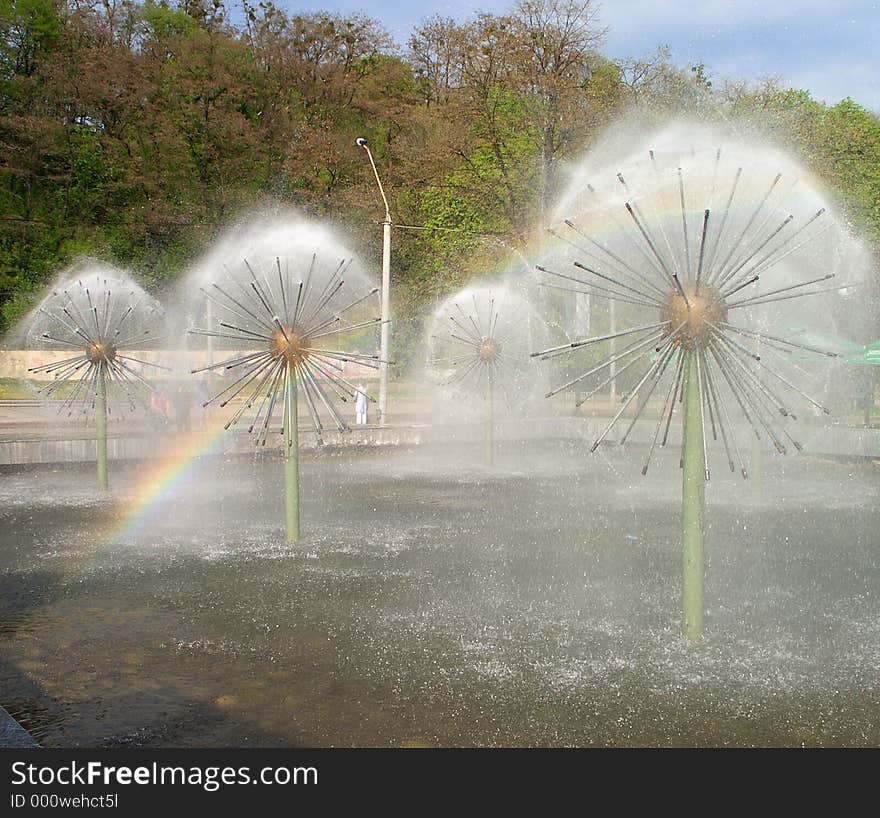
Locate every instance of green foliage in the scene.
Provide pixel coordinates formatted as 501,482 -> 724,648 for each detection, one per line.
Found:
140,0 -> 198,41
0,0 -> 876,348
0,378 -> 33,398
0,0 -> 59,78
723,84 -> 880,243
812,99 -> 880,242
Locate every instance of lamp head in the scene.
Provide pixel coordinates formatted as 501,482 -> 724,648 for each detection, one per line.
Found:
356,137 -> 368,148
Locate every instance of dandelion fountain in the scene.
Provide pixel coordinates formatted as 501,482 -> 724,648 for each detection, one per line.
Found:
25,264 -> 165,490
537,127 -> 860,640
186,215 -> 383,543
425,284 -> 547,466
0,135 -> 877,750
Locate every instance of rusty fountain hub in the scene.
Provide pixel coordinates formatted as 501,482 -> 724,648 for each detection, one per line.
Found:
478,336 -> 501,362
85,338 -> 117,364
659,284 -> 728,350
271,325 -> 310,366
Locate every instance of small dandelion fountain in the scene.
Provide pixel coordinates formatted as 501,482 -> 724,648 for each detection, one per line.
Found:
189,251 -> 382,543
427,285 -> 546,466
537,140 -> 853,640
26,266 -> 165,490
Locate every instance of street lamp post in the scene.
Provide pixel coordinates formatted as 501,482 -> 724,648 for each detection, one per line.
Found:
357,137 -> 391,426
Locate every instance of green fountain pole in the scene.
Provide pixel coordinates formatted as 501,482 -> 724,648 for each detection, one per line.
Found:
750,433 -> 764,497
681,350 -> 705,642
96,362 -> 108,491
751,333 -> 764,497
284,363 -> 300,543
484,368 -> 494,467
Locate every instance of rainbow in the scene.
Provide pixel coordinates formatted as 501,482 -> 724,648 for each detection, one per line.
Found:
110,415 -> 232,542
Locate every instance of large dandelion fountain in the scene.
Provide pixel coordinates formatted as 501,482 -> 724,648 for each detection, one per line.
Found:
26,265 -> 165,490
537,136 -> 854,641
188,221 -> 382,544
427,285 -> 546,466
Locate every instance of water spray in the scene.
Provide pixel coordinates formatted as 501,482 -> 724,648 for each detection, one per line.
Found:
537,147 -> 847,641
28,272 -> 165,490
190,253 -> 384,543
428,287 -> 545,467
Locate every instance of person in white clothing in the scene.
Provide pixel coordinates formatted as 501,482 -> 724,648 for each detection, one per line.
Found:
355,383 -> 369,425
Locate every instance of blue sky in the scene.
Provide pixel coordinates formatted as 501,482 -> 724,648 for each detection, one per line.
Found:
273,0 -> 879,112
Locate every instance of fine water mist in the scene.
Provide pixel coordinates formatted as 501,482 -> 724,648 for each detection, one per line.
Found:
24,262 -> 165,421
0,126 -> 877,749
425,283 -> 550,420
172,211 -> 382,445
537,121 -> 873,471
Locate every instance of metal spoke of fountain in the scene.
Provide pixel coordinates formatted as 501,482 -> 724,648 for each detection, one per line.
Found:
29,279 -> 165,416
429,287 -> 543,466
431,295 -> 528,398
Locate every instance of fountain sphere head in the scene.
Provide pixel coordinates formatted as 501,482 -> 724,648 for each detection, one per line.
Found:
478,337 -> 501,362
85,339 -> 117,364
270,325 -> 310,366
660,285 -> 727,350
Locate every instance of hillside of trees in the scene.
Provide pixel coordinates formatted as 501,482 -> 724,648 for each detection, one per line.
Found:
2,0 -> 879,360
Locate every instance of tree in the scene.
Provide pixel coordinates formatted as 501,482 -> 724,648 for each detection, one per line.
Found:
508,0 -> 607,214
0,0 -> 876,353
406,1 -> 612,240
